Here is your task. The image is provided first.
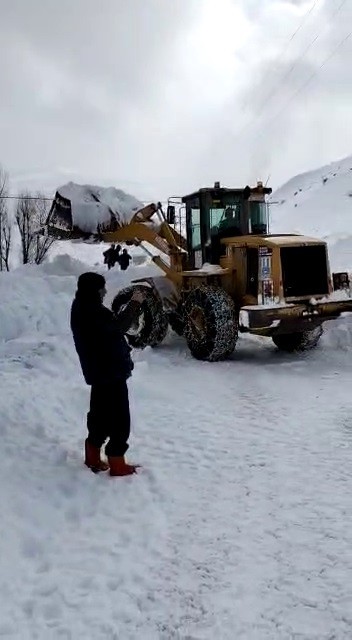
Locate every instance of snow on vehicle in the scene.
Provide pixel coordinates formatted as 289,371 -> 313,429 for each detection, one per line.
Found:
45,180 -> 352,361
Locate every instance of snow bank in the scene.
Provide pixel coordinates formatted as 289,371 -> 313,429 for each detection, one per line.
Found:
0,252 -> 170,342
322,315 -> 352,350
0,261 -> 78,343
57,182 -> 144,233
48,237 -> 154,270
39,253 -> 90,278
0,256 -> 162,344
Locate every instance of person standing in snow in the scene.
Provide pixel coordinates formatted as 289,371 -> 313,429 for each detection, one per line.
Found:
103,244 -> 117,270
70,272 -> 143,476
114,244 -> 121,268
118,248 -> 132,271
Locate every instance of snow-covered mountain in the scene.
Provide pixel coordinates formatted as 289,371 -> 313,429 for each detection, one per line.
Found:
270,154 -> 352,271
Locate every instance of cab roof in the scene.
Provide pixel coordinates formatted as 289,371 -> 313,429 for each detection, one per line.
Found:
181,184 -> 272,203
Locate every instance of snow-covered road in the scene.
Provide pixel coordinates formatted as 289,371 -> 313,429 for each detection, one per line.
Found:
1,258 -> 352,639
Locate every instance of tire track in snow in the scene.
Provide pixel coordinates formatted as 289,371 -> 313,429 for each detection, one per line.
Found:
1,327 -> 352,637
125,343 -> 352,638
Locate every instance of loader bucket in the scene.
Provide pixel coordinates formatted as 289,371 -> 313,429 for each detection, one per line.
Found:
44,183 -> 146,240
45,191 -> 75,239
45,189 -> 120,240
44,190 -> 99,240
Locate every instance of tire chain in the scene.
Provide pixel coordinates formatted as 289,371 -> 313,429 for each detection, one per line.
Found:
183,285 -> 238,361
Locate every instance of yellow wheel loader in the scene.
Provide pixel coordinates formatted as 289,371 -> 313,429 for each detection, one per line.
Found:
45,181 -> 352,361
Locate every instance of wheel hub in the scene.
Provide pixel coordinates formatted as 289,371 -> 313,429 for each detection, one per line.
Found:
127,307 -> 145,336
116,300 -> 145,337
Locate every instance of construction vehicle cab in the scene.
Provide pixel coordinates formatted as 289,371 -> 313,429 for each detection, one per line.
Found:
182,181 -> 271,269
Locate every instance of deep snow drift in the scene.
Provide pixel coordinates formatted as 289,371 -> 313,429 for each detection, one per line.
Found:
1,250 -> 352,638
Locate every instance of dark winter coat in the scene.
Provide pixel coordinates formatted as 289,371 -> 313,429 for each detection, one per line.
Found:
70,291 -> 140,385
118,252 -> 132,271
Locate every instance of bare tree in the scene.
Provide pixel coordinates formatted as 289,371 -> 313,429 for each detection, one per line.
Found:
31,194 -> 55,265
0,167 -> 12,271
16,192 -> 33,264
16,192 -> 55,265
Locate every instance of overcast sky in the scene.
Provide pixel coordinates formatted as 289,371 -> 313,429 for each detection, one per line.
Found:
0,0 -> 351,199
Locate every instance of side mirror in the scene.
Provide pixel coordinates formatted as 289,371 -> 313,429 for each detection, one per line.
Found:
243,186 -> 251,200
167,205 -> 176,224
333,272 -> 350,291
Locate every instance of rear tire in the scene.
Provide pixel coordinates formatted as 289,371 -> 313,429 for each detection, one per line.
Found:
183,285 -> 238,361
272,325 -> 323,352
111,285 -> 168,349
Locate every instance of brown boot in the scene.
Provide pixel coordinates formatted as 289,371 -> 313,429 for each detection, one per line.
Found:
108,456 -> 140,476
84,439 -> 109,473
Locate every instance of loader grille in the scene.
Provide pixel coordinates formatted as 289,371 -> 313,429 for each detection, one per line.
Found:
280,245 -> 329,298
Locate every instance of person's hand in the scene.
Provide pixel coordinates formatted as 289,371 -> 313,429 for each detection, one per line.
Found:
131,290 -> 144,304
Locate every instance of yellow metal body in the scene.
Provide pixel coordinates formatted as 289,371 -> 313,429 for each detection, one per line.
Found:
97,219 -> 352,335
99,217 -> 331,300
45,193 -> 352,336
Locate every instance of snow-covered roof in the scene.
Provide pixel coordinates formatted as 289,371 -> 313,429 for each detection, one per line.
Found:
266,235 -> 325,246
56,182 -> 144,234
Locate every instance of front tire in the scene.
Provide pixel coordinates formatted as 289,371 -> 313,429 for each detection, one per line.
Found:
272,325 -> 323,352
112,285 -> 168,349
183,285 -> 238,361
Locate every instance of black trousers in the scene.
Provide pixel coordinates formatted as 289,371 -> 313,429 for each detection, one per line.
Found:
87,380 -> 130,457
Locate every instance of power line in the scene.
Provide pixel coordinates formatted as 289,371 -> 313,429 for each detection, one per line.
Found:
270,0 -> 322,68
247,27 -> 352,167
268,28 -> 352,127
0,195 -> 53,200
261,0 -> 349,111
242,0 -> 322,113
235,0 -> 349,144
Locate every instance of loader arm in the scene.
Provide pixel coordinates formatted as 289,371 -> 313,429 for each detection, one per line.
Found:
128,202 -> 187,250
99,219 -> 185,283
100,221 -> 172,255
168,226 -> 187,251
44,196 -> 187,280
